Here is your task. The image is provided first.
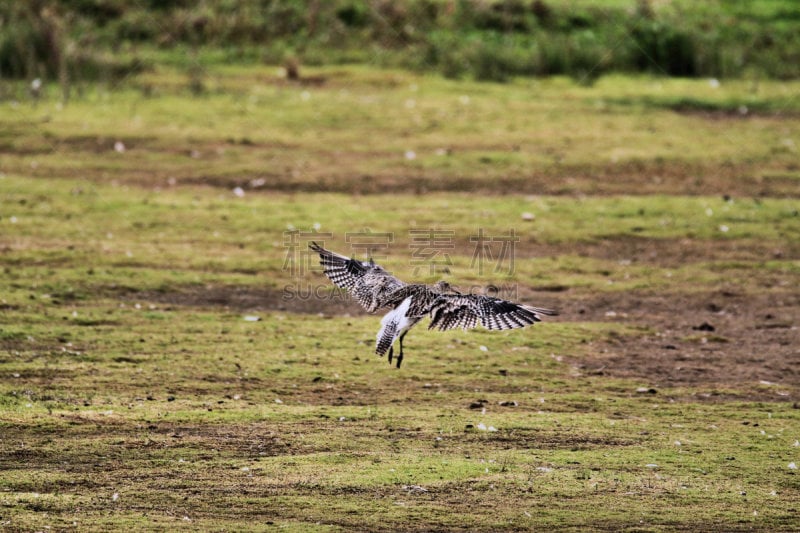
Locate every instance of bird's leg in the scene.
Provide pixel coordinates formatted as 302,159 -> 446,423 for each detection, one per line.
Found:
396,332 -> 407,369
387,345 -> 394,365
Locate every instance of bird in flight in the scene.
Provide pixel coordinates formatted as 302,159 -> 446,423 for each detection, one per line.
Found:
309,242 -> 556,368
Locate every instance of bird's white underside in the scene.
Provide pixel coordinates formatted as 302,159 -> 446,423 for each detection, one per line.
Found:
377,296 -> 415,351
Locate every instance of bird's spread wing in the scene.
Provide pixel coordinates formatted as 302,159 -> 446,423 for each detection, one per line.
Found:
428,294 -> 556,331
309,242 -> 405,312
309,242 -> 366,291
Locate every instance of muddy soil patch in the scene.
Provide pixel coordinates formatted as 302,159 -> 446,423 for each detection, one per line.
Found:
146,160 -> 800,197
13,155 -> 800,197
518,235 -> 797,268
558,289 -> 799,395
128,285 -> 366,316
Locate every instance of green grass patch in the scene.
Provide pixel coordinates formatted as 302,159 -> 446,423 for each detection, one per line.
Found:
2,176 -> 799,529
1,65 -> 798,530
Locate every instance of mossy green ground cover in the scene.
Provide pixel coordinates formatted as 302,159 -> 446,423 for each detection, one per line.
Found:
1,65 -> 799,531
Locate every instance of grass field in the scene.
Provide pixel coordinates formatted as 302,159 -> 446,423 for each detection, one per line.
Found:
1,65 -> 799,531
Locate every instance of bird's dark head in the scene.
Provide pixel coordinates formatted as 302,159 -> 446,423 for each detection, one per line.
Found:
433,280 -> 458,293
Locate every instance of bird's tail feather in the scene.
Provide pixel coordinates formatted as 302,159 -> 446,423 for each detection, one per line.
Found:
375,321 -> 397,356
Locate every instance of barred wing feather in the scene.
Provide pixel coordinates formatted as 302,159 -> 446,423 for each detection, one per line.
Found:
309,242 -> 366,290
309,242 -> 405,312
429,294 -> 556,332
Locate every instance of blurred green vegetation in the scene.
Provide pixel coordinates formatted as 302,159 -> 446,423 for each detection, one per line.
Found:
2,0 -> 799,90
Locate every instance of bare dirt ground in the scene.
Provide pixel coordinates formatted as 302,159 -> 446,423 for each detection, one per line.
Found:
560,290 -> 799,391
132,236 -> 799,399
